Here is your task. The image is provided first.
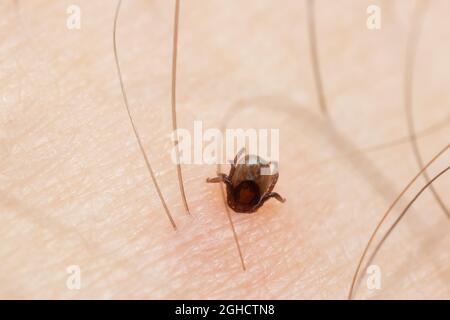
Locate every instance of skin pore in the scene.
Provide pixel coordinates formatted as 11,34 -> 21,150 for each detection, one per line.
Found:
0,0 -> 449,299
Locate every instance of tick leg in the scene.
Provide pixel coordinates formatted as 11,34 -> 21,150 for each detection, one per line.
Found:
206,173 -> 232,186
261,192 -> 286,204
233,147 -> 246,166
229,147 -> 246,178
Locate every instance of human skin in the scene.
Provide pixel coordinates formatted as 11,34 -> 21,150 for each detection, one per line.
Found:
0,0 -> 449,299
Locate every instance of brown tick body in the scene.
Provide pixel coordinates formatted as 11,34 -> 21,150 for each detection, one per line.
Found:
207,149 -> 286,213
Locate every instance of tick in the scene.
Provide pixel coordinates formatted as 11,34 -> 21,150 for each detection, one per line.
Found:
207,149 -> 286,213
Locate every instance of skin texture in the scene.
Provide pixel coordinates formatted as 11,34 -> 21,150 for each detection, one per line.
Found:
0,0 -> 449,299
